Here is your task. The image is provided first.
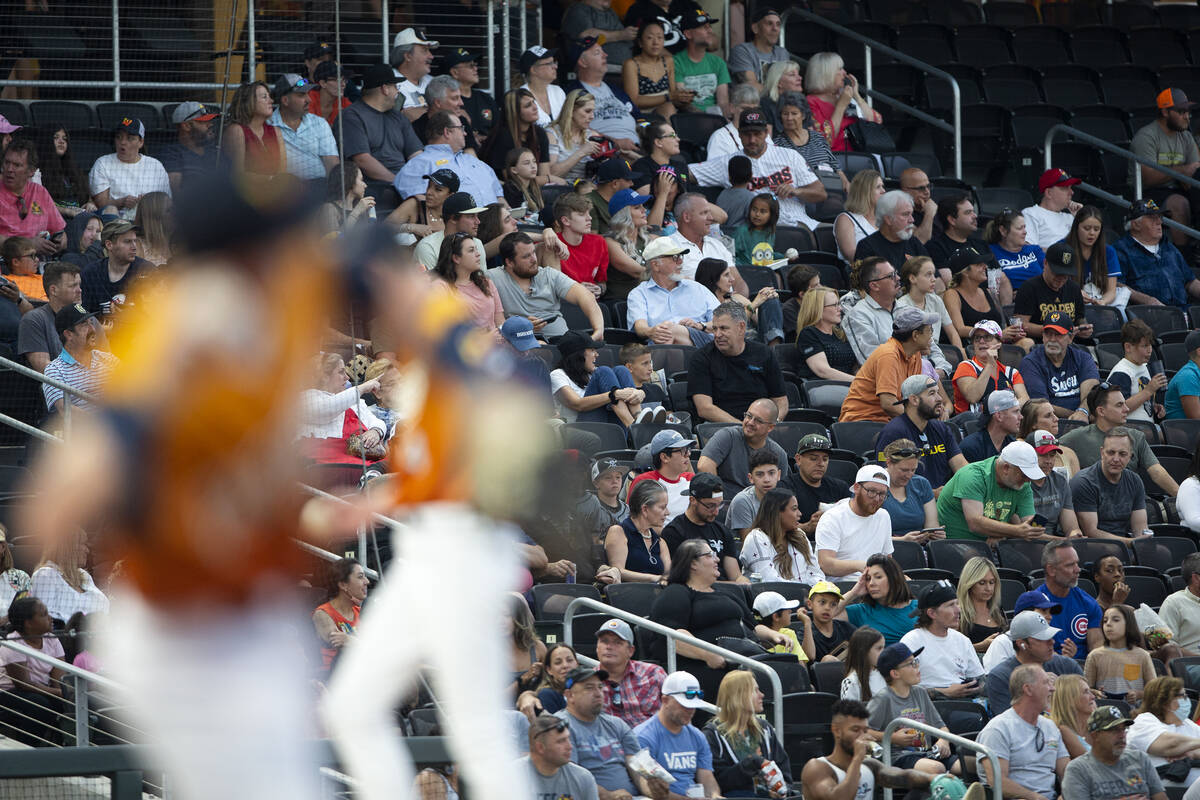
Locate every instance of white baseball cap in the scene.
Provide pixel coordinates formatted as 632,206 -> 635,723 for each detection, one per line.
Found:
642,238 -> 690,262
661,671 -> 706,708
392,28 -> 439,48
753,591 -> 800,618
854,464 -> 890,487
999,440 -> 1045,480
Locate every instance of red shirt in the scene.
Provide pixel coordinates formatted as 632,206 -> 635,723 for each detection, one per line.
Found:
0,181 -> 66,240
308,88 -> 351,126
560,232 -> 609,284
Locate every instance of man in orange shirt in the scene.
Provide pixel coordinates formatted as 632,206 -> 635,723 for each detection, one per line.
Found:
839,305 -> 936,422
308,61 -> 352,126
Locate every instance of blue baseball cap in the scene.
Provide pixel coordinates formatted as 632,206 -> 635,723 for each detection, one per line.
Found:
1014,590 -> 1062,614
608,187 -> 652,216
500,316 -> 541,351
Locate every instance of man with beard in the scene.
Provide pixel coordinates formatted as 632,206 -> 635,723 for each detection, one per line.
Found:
626,238 -> 719,346
876,375 -> 966,491
161,101 -> 220,192
633,671 -> 719,798
1062,707 -> 1165,800
959,389 -> 1022,464
781,433 -> 852,534
487,231 -> 605,341
268,74 -> 339,183
43,302 -> 117,413
936,441 -> 1043,543
1018,311 -> 1099,420
1112,199 -> 1200,308
661,473 -> 747,583
1131,88 -> 1200,249
1035,540 -> 1103,657
853,190 -> 929,270
815,465 -> 894,580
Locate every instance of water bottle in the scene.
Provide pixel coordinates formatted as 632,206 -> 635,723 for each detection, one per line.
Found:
1149,360 -> 1166,405
760,760 -> 785,795
367,205 -> 377,220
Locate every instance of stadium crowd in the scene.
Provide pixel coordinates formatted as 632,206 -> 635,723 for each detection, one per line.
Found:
3,0 -> 1200,797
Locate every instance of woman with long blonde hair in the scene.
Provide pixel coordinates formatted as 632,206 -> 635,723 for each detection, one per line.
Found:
29,527 -> 109,622
790,285 -> 857,381
1049,673 -> 1096,758
703,670 -> 792,796
833,169 -> 883,263
547,90 -> 602,182
956,557 -> 1005,653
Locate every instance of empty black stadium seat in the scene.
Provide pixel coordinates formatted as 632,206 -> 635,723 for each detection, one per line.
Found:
895,23 -> 957,66
883,151 -> 942,179
29,100 -> 95,130
1107,3 -> 1159,28
954,25 -> 1014,68
984,1 -> 1039,27
0,101 -> 29,127
784,17 -> 832,58
1127,27 -> 1190,70
1011,26 -> 1072,69
834,151 -> 879,178
670,112 -> 727,151
1045,141 -> 1098,187
960,103 -> 1012,179
924,64 -> 983,112
1157,65 -> 1200,103
1042,0 -> 1099,28
976,186 -> 1033,218
865,0 -> 927,24
926,0 -> 984,25
1102,77 -> 1159,110
982,76 -> 1042,108
1070,105 -> 1132,144
1070,26 -> 1129,70
1041,78 -> 1101,109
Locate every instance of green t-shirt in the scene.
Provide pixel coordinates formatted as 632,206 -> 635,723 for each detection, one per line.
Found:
936,456 -> 1035,541
673,52 -> 730,113
732,225 -> 781,265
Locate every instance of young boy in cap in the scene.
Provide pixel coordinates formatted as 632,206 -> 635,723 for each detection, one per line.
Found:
867,643 -> 959,776
89,116 -> 171,220
627,429 -> 697,523
807,581 -> 856,661
1062,706 -> 1165,800
576,458 -> 631,550
753,590 -> 814,662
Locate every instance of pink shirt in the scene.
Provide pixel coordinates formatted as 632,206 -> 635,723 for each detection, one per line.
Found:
0,631 -> 65,690
456,277 -> 504,336
0,181 -> 66,240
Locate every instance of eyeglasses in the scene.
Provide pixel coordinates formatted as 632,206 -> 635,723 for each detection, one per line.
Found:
869,271 -> 899,283
696,500 -> 721,512
858,486 -> 888,500
533,718 -> 568,739
904,184 -> 930,193
446,124 -> 465,130
696,549 -> 717,559
657,132 -> 679,139
670,688 -> 704,700
900,658 -> 920,668
823,301 -> 840,308
16,252 -> 38,261
743,411 -> 773,426
664,447 -> 691,456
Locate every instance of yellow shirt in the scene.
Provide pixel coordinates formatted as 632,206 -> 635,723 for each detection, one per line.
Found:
765,626 -> 809,662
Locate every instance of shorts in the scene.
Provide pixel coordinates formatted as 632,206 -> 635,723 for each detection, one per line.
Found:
893,750 -> 959,771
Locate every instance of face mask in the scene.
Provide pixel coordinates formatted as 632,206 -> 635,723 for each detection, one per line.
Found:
1177,697 -> 1192,721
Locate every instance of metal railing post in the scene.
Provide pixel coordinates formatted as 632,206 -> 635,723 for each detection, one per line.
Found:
111,0 -> 120,101
864,44 -> 873,95
520,0 -> 528,62
501,0 -> 512,98
74,673 -> 90,746
247,0 -> 257,83
881,719 -> 1000,800
487,0 -> 496,99
382,0 -> 390,62
563,596 -> 785,742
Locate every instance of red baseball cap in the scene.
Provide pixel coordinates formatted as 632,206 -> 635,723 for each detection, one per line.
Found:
1037,168 -> 1081,194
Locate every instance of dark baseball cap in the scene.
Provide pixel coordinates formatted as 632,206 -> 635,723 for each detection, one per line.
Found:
1014,590 -> 1061,614
304,39 -> 334,60
796,433 -> 832,455
1157,88 -> 1197,110
444,47 -> 478,69
313,60 -> 346,82
1043,310 -> 1074,335
739,108 -> 769,130
752,7 -> 781,22
519,45 -> 558,73
362,63 -> 397,91
1044,241 -> 1077,275
567,36 -> 605,66
681,8 -> 719,29
115,117 -> 145,138
597,158 -> 635,183
564,666 -> 608,688
1127,198 -> 1168,221
1187,330 -> 1200,354
876,643 -> 923,678
556,330 -> 602,360
54,303 -> 98,335
949,244 -> 994,272
423,168 -> 461,193
682,472 -> 723,499
911,583 -> 957,616
442,192 -> 486,217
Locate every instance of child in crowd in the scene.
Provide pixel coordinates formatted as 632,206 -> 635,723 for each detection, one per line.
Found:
808,581 -> 856,661
733,193 -> 784,266
0,236 -> 47,301
716,155 -> 756,228
753,590 -> 814,662
620,343 -> 668,405
726,450 -> 781,535
867,643 -> 960,776
574,457 -> 631,553
1084,603 -> 1157,704
841,626 -> 886,702
501,147 -> 545,213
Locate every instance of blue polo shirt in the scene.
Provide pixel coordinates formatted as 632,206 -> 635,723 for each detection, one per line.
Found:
394,143 -> 504,205
875,413 -> 962,489
1019,344 -> 1099,413
267,109 -> 338,181
625,279 -> 719,330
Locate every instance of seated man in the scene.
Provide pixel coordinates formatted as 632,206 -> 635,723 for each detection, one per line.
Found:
0,140 -> 66,255
853,190 -> 929,273
411,76 -> 481,152
564,37 -> 639,154
843,256 -> 902,367
661,473 -> 746,583
81,220 -> 152,318
1111,199 -> 1200,308
595,619 -> 667,728
159,102 -> 220,192
396,111 -> 502,207
695,397 -> 788,496
673,10 -> 730,118
1159,552 -> 1200,654
900,585 -> 984,702
43,303 -> 118,414
1107,319 -> 1167,423
1021,168 -> 1083,249
268,74 -> 339,183
1062,707 -> 1166,800
587,159 -> 635,236
1018,311 -> 1099,422
815,465 -> 893,580
522,715 -> 600,800
728,8 -> 789,90
1012,242 -> 1093,341
1165,330 -> 1200,420
781,433 -> 852,533
414,191 -> 487,271
1035,541 -> 1103,657
486,232 -> 605,341
877,375 -> 966,491
985,613 -> 1084,714
839,307 -> 936,423
17,260 -> 82,373
339,63 -> 425,211
1069,427 -> 1149,539
899,167 -> 937,246
633,671 -> 720,799
626,238 -> 719,347
936,441 -> 1043,543
926,191 -> 988,289
687,302 -> 787,424
575,457 -> 629,557
977,664 -> 1069,794
561,0 -> 636,65
88,117 -> 171,221
725,450 -> 781,536
1060,383 -> 1178,498
959,390 -> 1021,464
1027,431 -> 1083,539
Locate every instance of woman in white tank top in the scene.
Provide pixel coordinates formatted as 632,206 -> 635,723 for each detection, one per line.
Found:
835,170 -> 884,263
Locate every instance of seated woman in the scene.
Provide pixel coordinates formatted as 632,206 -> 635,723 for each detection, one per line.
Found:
133,191 -> 174,266
838,553 -> 916,646
880,439 -> 939,543
833,170 -> 882,264
1064,207 -> 1127,310
547,90 -> 603,184
650,539 -> 790,701
222,81 -> 286,182
34,127 -> 96,218
506,592 -> 547,700
0,596 -> 67,747
317,162 -> 379,236
789,285 -> 857,381
297,353 -> 388,467
1019,400 -> 1082,476
549,331 -> 647,427
985,209 -> 1044,293
535,642 -> 579,714
604,191 -> 653,302
631,120 -> 693,195
1127,676 -> 1200,784
760,60 -> 805,133
772,92 -> 848,193
392,168 -> 456,239
703,670 -> 792,798
605,481 -> 671,584
1050,673 -> 1096,759
312,557 -> 369,676
622,20 -> 682,121
29,528 -> 109,623
695,257 -> 783,346
482,89 -> 552,182
740,487 -> 825,584
0,525 -> 30,627
804,52 -> 882,153
431,232 -> 504,339
955,557 -> 1005,654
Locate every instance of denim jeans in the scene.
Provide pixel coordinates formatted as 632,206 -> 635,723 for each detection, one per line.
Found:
579,366 -> 636,426
754,297 -> 785,344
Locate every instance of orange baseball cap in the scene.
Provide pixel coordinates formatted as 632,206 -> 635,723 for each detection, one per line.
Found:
1157,88 -> 1197,110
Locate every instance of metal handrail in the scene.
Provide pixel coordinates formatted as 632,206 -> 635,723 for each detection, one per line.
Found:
562,596 -> 785,741
0,353 -> 97,444
880,718 -> 1001,800
1045,123 -> 1200,241
778,8 -> 963,179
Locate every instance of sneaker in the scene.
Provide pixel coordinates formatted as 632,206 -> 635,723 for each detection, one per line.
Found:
651,406 -> 668,424
634,407 -> 657,424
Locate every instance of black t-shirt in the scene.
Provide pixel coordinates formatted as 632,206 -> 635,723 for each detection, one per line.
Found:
875,413 -> 962,489
631,155 -> 693,191
461,88 -> 499,139
157,142 -> 222,188
780,474 -> 851,522
80,257 -> 151,316
1013,274 -> 1086,327
650,583 -> 755,662
853,231 -> 928,270
959,430 -> 1014,464
813,618 -> 857,660
792,326 -> 858,380
641,382 -> 668,404
687,340 -> 787,420
661,514 -> 741,580
926,233 -> 987,272
483,125 -> 551,174
622,0 -> 701,52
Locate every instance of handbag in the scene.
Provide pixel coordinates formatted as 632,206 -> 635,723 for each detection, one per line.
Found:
347,432 -> 387,460
845,118 -> 895,154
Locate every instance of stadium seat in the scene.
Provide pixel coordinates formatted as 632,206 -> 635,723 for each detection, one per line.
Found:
995,539 -> 1045,573
1162,342 -> 1190,372
669,112 -> 728,152
811,661 -> 845,694
783,17 -> 833,58
530,583 -> 602,621
1045,141 -> 1098,187
97,102 -> 164,132
695,422 -> 737,446
769,421 -> 830,455
960,103 -> 1012,176
895,24 -> 957,66
1041,78 -> 1102,110
1133,537 -> 1197,573
925,64 -> 983,113
564,422 -> 629,451
976,186 -> 1033,218
834,151 -> 879,178
985,1 -> 1040,26
982,77 -> 1042,109
1127,27 -> 1190,71
775,225 -> 817,253
1158,4 -> 1200,29
1000,578 -> 1027,610
927,0 -> 984,25
1157,66 -> 1200,104
891,540 -> 927,570
1072,538 -> 1132,570
1069,105 -> 1132,145
751,655 -> 813,696
1011,26 -> 1072,69
1107,3 -> 1159,28
1127,305 -> 1189,336
630,422 -> 691,449
604,583 -> 662,618
0,101 -> 29,127
29,100 -> 96,131
927,539 -> 992,572
829,420 -> 884,457
865,0 -> 926,24
953,25 -> 1014,69
1070,26 -> 1130,70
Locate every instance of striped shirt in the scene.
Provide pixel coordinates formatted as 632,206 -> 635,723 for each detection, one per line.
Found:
267,109 -> 339,181
42,348 -> 118,411
690,140 -> 820,230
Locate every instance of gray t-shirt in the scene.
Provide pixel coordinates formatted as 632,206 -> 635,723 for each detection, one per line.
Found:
521,756 -> 601,800
1131,121 -> 1200,189
486,267 -> 579,338
699,425 -> 789,497
561,4 -> 633,64
866,684 -> 944,751
1061,748 -> 1162,800
976,708 -> 1064,799
555,710 -> 640,794
338,100 -> 424,175
727,42 -> 791,84
715,186 -> 757,227
1031,470 -> 1073,536
575,492 -> 629,543
986,655 -> 1082,715
1059,424 -> 1159,472
578,80 -> 638,142
1069,462 -> 1147,538
726,485 -> 763,531
16,302 -> 60,361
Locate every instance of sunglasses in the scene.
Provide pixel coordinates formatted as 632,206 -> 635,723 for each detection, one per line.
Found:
533,718 -> 568,739
888,448 -> 921,459
670,688 -> 704,700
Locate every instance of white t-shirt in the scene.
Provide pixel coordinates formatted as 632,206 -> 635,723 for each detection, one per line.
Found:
29,563 -> 110,622
1109,357 -> 1153,422
706,123 -> 743,160
523,82 -> 567,128
1127,712 -> 1200,785
840,669 -> 887,702
670,230 -> 735,281
982,632 -> 1015,673
88,153 -> 171,220
1178,476 -> 1200,535
394,71 -> 432,109
740,528 -> 824,585
550,368 -> 587,422
900,627 -> 984,689
813,497 -> 893,581
1021,204 -> 1074,250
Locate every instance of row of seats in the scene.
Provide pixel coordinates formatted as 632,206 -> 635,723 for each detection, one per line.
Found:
816,0 -> 1200,30
0,100 -> 218,134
